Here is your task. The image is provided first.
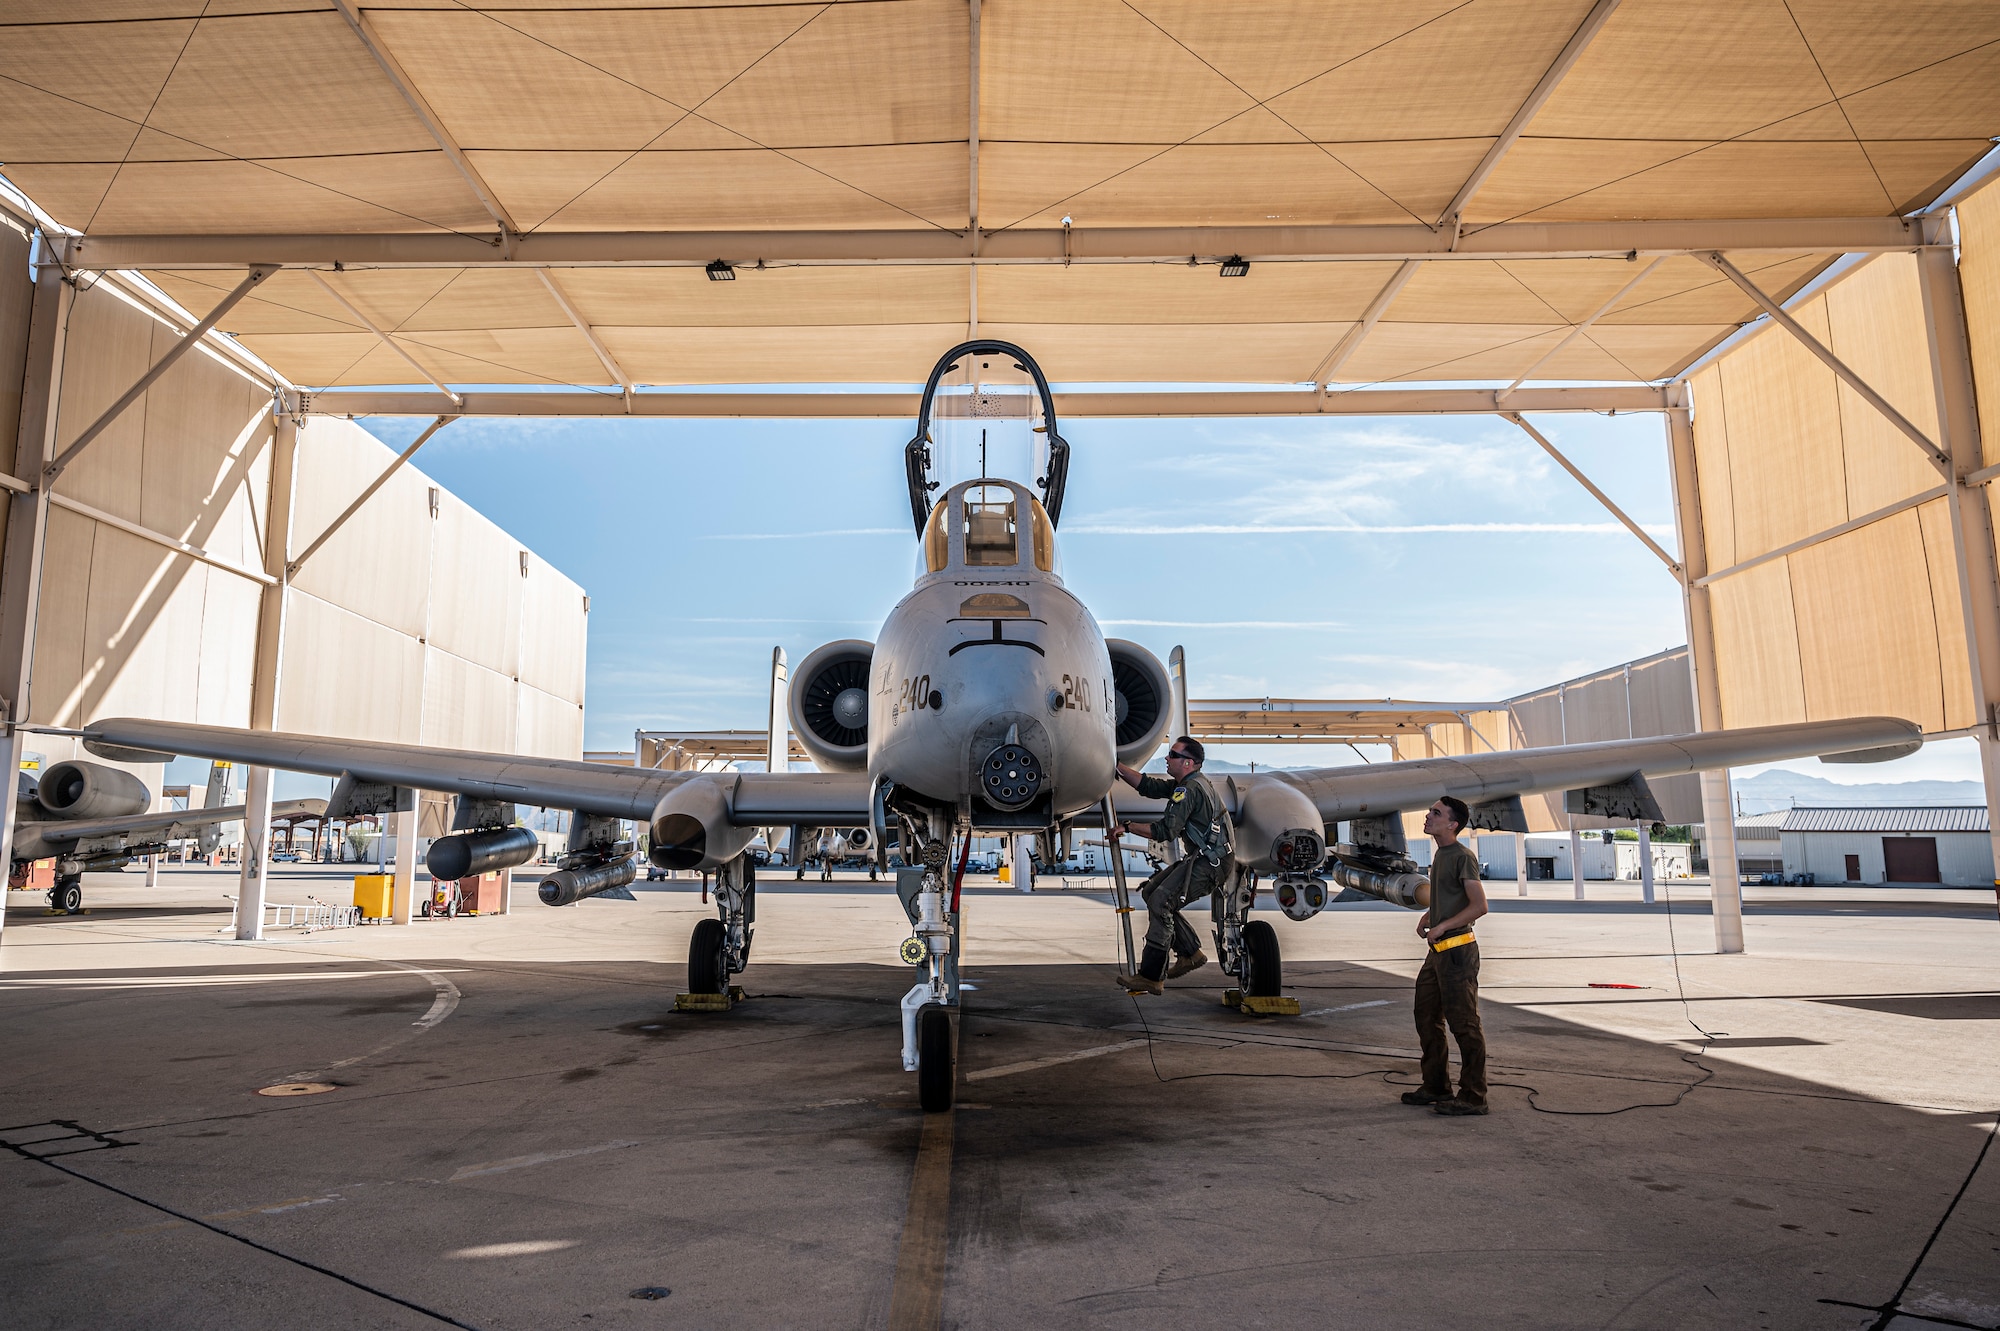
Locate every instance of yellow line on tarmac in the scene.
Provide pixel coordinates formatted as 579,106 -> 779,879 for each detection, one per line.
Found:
886,1108 -> 954,1331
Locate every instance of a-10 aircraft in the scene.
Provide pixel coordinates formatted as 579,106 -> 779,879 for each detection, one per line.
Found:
10,759 -> 325,913
77,341 -> 1919,1111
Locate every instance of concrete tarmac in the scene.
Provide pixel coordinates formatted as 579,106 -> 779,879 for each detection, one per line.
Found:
2,864 -> 1997,1330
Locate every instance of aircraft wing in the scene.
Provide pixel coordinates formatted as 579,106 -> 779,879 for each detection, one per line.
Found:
31,797 -> 331,846
79,718 -> 875,826
1255,716 -> 1922,826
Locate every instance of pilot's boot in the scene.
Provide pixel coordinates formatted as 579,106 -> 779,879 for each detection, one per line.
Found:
1166,949 -> 1208,979
1117,944 -> 1168,996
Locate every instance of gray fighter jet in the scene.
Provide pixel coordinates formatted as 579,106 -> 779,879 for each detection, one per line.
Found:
75,340 -> 1920,1109
10,759 -> 326,913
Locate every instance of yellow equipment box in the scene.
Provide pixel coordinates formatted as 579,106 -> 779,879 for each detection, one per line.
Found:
353,874 -> 394,920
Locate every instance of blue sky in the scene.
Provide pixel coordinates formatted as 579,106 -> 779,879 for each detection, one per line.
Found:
355,404 -> 1983,788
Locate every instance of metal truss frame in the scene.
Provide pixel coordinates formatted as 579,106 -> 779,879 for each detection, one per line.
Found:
59,217 -> 1922,271
286,385 -> 1669,418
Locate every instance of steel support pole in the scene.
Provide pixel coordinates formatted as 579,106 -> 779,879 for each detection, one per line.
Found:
1569,826 -> 1586,900
1664,391 -> 1744,951
0,265 -> 72,940
391,808 -> 417,924
1012,832 -> 1034,893
1515,830 -> 1528,897
1916,223 -> 2000,901
1637,822 -> 1655,904
234,411 -> 300,939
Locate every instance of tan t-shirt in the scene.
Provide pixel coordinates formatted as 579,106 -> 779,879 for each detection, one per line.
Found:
1427,842 -> 1481,941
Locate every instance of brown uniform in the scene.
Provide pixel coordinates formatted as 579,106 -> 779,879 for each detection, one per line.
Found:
1413,840 -> 1487,1107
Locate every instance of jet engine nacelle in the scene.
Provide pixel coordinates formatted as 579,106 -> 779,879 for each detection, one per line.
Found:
650,778 -> 759,871
1106,639 -> 1173,767
36,760 -> 150,821
789,639 -> 874,773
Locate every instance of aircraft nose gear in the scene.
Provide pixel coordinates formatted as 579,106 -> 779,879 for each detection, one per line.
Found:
980,743 -> 1044,809
1213,867 -> 1297,1013
895,830 -> 966,1111
683,853 -> 755,1001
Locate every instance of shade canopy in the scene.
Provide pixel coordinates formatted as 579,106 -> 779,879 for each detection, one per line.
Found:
6,0 -> 1996,393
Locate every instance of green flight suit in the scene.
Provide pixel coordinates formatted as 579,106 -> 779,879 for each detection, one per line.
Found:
1132,768 -> 1236,955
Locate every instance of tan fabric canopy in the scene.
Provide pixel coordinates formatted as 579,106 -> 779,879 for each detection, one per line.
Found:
4,0 -> 1997,389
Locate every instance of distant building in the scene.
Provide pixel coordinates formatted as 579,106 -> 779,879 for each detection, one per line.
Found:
1734,807 -> 1991,886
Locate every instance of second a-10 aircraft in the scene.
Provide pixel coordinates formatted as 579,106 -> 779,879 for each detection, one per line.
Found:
77,341 -> 1920,1111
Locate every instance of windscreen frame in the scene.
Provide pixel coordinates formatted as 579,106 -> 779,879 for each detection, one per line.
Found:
904,339 -> 1070,535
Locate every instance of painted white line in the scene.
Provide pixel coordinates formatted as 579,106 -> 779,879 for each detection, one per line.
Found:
1305,999 -> 1392,1017
0,970 -> 469,990
449,1140 -> 640,1181
965,1039 -> 1150,1082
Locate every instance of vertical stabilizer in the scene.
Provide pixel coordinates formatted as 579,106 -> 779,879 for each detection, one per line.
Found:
1168,645 -> 1190,742
198,761 -> 234,854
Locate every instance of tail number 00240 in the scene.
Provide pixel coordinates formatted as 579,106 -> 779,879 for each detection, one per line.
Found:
897,674 -> 935,712
1058,674 -> 1093,712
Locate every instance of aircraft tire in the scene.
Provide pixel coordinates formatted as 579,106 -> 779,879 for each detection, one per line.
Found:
916,1003 -> 955,1112
51,876 -> 82,914
1243,919 -> 1282,997
687,917 -> 728,994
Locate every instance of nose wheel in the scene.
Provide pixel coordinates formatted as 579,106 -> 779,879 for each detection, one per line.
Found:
915,1003 -> 956,1112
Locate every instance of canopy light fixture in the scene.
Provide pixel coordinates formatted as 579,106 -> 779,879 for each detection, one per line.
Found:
705,260 -> 735,281
1218,255 -> 1250,277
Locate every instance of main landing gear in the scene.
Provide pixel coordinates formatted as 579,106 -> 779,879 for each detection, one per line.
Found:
1214,867 -> 1283,998
48,873 -> 83,915
685,855 -> 754,996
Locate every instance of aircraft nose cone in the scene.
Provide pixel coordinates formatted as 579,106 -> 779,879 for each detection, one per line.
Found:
833,687 -> 867,728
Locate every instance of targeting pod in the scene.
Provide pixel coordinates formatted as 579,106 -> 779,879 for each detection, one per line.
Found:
1274,875 -> 1329,921
539,856 -> 639,906
1328,859 -> 1430,910
427,826 -> 539,881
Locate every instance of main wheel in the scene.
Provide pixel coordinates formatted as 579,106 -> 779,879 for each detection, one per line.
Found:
1243,919 -> 1282,997
687,918 -> 728,994
50,877 -> 82,914
916,1003 -> 955,1112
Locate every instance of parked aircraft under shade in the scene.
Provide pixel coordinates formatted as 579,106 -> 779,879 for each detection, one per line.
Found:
77,341 -> 1922,1111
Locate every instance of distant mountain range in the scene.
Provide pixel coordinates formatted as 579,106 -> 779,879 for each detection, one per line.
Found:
1732,768 -> 1984,814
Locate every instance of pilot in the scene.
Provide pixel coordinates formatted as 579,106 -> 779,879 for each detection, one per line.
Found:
1111,736 -> 1234,995
1403,795 -> 1490,1116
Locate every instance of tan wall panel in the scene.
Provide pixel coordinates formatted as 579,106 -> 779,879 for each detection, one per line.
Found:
276,589 -> 425,743
0,226 -> 33,474
1714,298 -> 1849,559
421,647 -> 517,753
194,564 -> 261,727
289,416 -> 432,638
1709,557 -> 1806,728
30,507 -> 114,723
1959,175 -> 2000,468
1823,253 -> 1946,513
140,368 -> 272,568
51,285 -> 152,520
1688,363 -> 1737,570
516,683 -> 585,762
427,499 -> 522,679
517,554 -> 587,705
1627,653 -> 1698,737
1787,510 -> 1948,729
1920,497 -> 1977,732
83,545 -> 208,728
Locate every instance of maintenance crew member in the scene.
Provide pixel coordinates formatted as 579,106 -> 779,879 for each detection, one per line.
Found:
1403,795 -> 1490,1116
1111,736 -> 1234,995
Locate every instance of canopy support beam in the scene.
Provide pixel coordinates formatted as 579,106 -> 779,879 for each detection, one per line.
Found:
288,385 -> 1669,418
330,0 -> 518,236
1698,251 -> 1950,472
1502,412 -> 1680,576
536,270 -> 635,409
1311,260 -> 1418,389
287,415 -> 455,577
1439,0 -> 1623,243
45,264 -> 278,480
308,271 -> 464,407
61,217 -> 1923,270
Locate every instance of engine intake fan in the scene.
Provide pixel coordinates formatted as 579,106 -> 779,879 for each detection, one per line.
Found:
789,640 -> 875,773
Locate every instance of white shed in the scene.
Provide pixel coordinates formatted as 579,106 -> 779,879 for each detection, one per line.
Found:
1773,807 -> 1991,886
